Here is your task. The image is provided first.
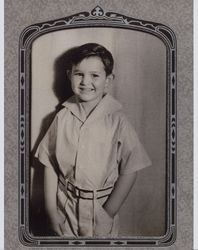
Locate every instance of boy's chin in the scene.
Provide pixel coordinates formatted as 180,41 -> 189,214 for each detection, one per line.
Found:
77,94 -> 102,103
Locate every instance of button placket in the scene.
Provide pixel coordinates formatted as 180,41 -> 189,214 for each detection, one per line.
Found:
75,124 -> 87,180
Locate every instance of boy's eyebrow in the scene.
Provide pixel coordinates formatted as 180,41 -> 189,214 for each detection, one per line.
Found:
73,69 -> 102,73
90,71 -> 101,73
72,69 -> 83,73
73,69 -> 81,72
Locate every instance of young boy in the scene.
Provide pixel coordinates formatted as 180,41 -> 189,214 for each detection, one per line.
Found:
35,43 -> 151,237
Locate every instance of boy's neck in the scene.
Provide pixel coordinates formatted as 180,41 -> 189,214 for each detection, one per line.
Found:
75,95 -> 105,117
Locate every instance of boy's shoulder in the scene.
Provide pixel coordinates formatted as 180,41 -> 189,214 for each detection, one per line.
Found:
111,109 -> 132,127
104,96 -> 132,125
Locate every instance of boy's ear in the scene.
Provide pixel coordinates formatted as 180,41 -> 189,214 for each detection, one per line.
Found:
106,74 -> 114,84
105,74 -> 114,92
67,70 -> 71,79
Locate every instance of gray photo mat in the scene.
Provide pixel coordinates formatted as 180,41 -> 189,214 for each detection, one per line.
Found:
20,5 -> 176,248
5,0 -> 193,249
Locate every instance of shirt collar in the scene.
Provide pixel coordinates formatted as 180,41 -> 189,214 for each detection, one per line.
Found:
62,94 -> 122,123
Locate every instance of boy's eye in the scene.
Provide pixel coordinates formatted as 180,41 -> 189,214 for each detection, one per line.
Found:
92,74 -> 99,78
74,72 -> 83,77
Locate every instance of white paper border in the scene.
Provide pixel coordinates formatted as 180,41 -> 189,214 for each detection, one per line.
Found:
0,0 -> 4,249
194,0 -> 198,249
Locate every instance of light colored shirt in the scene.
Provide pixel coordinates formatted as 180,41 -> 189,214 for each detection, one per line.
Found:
35,94 -> 151,190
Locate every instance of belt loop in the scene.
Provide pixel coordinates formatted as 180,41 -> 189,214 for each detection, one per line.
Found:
75,187 -> 80,198
65,177 -> 68,188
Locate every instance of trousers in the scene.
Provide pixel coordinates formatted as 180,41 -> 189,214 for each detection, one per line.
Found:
57,176 -> 119,237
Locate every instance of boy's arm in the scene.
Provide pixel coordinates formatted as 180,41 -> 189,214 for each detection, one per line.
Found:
103,117 -> 151,218
103,172 -> 137,218
44,166 -> 65,235
44,166 -> 58,213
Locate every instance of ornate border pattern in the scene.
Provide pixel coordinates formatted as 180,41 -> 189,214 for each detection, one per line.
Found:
19,6 -> 177,247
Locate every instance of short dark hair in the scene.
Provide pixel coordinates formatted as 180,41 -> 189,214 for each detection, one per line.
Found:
69,43 -> 114,76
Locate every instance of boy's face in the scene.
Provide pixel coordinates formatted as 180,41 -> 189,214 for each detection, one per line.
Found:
69,56 -> 112,104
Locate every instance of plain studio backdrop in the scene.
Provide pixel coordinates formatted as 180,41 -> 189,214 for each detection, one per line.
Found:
31,27 -> 166,236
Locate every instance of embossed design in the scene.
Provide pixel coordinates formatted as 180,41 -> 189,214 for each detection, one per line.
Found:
73,241 -> 82,245
19,227 -> 38,246
21,185 -> 24,196
159,227 -> 176,246
20,130 -> 25,151
171,184 -> 175,198
21,75 -> 24,86
172,75 -> 175,85
114,241 -> 125,245
171,115 -> 176,153
91,6 -> 104,16
19,6 -> 176,49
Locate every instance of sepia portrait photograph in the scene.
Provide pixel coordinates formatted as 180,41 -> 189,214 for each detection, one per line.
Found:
30,28 -> 166,236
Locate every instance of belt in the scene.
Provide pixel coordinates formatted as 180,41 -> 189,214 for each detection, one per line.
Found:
58,175 -> 113,200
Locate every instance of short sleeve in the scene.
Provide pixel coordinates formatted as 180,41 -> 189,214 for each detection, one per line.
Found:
118,117 -> 152,175
35,115 -> 58,169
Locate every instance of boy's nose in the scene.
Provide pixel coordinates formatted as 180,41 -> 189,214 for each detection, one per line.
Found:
81,75 -> 92,85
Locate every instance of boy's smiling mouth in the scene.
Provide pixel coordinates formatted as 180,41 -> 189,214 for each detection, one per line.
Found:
79,87 -> 95,92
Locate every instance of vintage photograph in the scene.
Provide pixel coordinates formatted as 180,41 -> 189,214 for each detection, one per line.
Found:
30,27 -> 167,238
5,0 -> 194,249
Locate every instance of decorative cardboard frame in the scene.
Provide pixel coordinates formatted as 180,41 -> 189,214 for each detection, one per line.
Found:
18,6 -> 177,247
